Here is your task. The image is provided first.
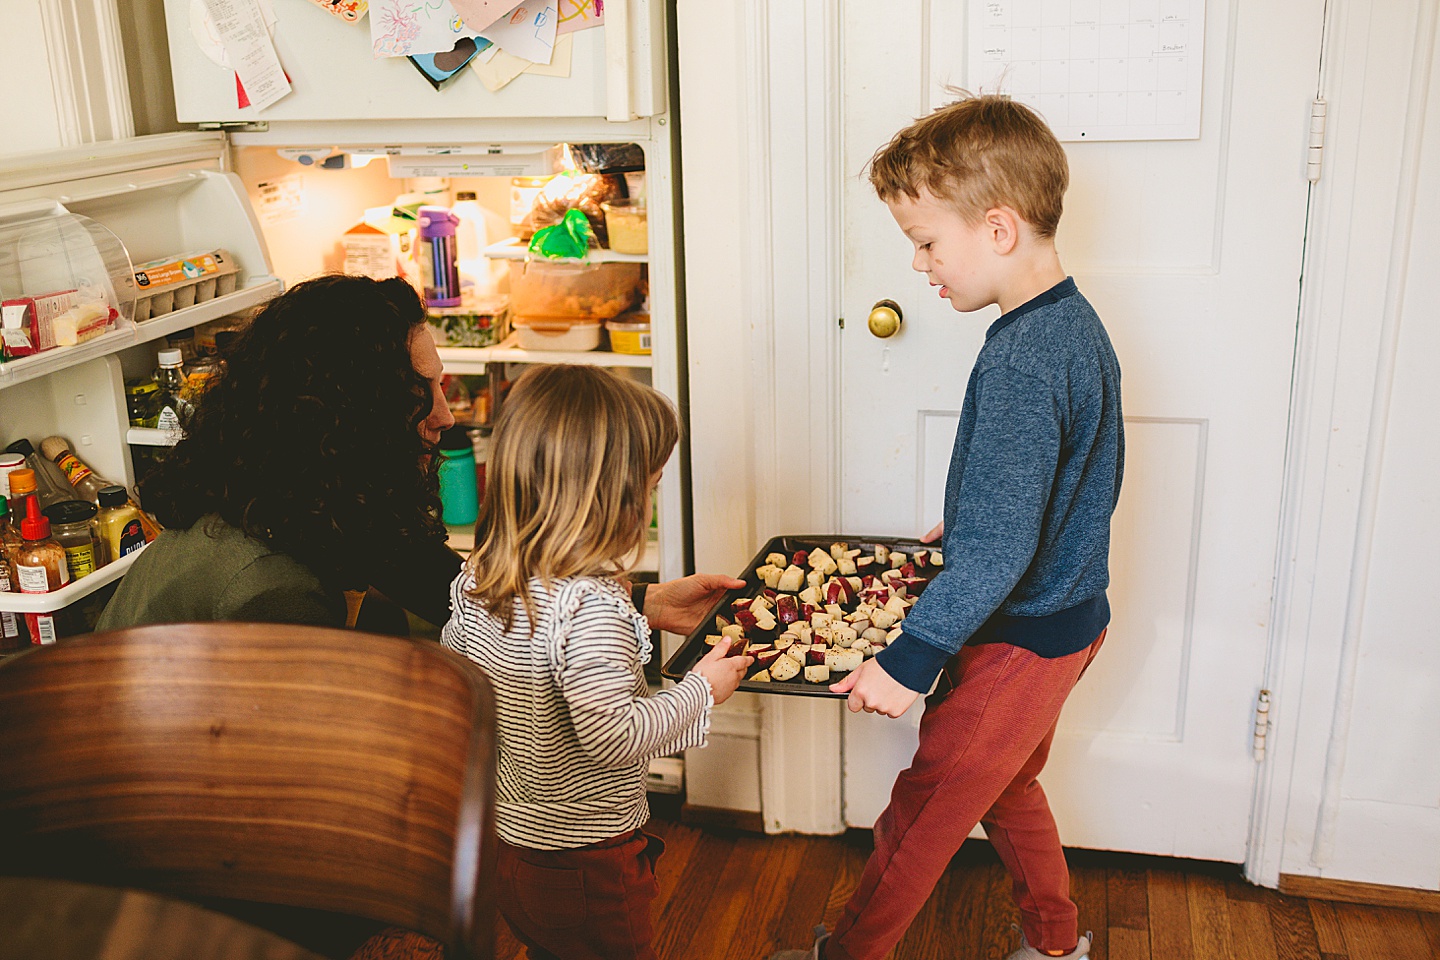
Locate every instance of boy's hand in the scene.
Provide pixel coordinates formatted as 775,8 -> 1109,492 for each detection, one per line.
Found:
645,574 -> 747,634
830,659 -> 920,717
921,520 -> 944,544
691,638 -> 753,706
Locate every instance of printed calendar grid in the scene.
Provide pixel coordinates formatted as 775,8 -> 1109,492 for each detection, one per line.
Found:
968,0 -> 1204,141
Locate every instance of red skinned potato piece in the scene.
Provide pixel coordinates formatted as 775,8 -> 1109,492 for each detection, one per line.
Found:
792,549 -> 809,566
776,594 -> 800,624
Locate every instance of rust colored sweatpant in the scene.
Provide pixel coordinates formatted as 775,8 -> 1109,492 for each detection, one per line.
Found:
827,632 -> 1106,960
496,828 -> 664,960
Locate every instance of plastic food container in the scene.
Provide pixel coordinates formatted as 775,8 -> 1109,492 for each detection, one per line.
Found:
513,317 -> 602,352
605,315 -> 651,355
507,259 -> 640,320
601,199 -> 647,255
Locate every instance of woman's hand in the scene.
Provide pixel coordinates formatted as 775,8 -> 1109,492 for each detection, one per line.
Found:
921,520 -> 944,544
643,574 -> 746,634
691,639 -> 752,706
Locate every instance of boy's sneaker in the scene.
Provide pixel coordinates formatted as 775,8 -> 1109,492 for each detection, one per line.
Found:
768,924 -> 829,960
1004,929 -> 1092,960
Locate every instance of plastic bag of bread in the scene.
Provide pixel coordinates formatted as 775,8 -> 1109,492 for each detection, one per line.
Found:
519,171 -> 625,247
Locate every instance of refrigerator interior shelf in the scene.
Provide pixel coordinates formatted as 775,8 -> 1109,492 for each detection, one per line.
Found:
127,427 -> 179,447
438,333 -> 652,373
0,278 -> 282,392
445,523 -> 658,573
0,543 -> 147,614
481,237 -> 648,264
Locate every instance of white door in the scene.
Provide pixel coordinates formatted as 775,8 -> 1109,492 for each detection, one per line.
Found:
839,0 -> 1323,860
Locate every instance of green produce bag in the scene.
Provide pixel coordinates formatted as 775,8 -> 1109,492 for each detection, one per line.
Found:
527,208 -> 593,260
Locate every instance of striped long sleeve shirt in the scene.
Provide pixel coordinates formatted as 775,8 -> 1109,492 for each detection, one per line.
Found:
441,574 -> 713,849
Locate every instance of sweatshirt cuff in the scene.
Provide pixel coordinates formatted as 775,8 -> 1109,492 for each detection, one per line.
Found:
874,631 -> 953,693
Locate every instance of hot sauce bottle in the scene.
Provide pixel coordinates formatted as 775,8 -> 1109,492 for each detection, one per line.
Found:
0,494 -> 27,649
13,494 -> 69,645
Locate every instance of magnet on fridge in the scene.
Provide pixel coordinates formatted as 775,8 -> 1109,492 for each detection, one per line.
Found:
302,0 -> 369,21
409,36 -> 490,89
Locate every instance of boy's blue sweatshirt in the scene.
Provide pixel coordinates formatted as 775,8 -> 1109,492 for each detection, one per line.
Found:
875,278 -> 1124,693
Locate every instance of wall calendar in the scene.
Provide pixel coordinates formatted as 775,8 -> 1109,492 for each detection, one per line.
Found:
967,0 -> 1205,141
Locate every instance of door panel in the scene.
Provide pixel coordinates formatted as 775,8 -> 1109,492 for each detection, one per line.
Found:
839,0 -> 1322,859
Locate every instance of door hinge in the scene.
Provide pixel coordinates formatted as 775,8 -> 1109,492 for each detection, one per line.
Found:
1252,689 -> 1271,762
1307,98 -> 1327,183
197,121 -> 270,133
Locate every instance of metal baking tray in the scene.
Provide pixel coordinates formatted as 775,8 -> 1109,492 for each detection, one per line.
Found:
660,534 -> 941,698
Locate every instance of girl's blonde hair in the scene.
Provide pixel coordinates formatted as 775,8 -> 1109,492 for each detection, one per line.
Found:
465,364 -> 679,629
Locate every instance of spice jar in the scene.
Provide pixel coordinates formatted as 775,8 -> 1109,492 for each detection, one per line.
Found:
13,494 -> 69,645
44,499 -> 98,582
0,452 -> 25,500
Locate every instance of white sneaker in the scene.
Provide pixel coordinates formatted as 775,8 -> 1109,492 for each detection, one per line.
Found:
1003,929 -> 1092,960
768,924 -> 829,960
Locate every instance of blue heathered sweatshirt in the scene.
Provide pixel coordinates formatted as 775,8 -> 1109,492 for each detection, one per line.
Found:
875,278 -> 1124,693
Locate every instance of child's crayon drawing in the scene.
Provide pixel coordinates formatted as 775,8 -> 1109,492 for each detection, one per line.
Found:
556,0 -> 602,35
371,0 -> 478,58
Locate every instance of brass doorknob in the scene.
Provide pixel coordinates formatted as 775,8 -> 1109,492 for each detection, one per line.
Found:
867,299 -> 903,338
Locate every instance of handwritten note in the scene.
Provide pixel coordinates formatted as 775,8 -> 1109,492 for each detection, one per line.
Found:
968,0 -> 1205,141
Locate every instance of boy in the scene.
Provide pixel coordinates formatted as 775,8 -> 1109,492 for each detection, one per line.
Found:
772,95 -> 1123,960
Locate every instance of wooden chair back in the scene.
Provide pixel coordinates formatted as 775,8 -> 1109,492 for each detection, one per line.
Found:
0,624 -> 497,960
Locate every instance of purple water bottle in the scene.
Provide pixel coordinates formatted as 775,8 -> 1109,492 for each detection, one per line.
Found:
417,206 -> 462,307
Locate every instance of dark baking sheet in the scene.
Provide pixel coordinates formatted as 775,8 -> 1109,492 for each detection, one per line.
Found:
660,534 -> 940,697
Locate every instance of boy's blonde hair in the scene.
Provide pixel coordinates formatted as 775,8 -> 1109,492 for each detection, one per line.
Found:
868,93 -> 1069,239
465,364 -> 679,630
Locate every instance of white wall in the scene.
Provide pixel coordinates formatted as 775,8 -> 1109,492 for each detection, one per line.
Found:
1252,0 -> 1440,891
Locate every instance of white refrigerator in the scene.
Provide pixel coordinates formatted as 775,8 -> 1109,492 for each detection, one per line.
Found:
0,0 -> 687,642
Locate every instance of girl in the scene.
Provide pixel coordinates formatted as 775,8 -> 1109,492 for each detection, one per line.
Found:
441,364 -> 750,960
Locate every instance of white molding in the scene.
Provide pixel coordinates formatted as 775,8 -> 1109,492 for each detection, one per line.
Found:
1245,0 -> 1437,885
37,0 -> 134,146
744,0 -> 846,836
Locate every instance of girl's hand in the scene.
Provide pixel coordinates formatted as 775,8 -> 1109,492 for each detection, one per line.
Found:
921,520 -> 944,544
691,639 -> 753,706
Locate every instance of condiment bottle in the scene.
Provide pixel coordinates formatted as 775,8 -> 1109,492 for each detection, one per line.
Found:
43,499 -> 98,582
0,495 -> 27,650
96,485 -> 147,565
125,375 -> 161,427
38,437 -> 161,543
154,348 -> 195,433
6,468 -> 38,517
13,494 -> 69,645
0,452 -> 25,501
5,438 -> 77,510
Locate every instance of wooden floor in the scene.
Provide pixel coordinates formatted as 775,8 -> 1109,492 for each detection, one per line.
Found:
494,814 -> 1440,960
15,814 -> 1439,959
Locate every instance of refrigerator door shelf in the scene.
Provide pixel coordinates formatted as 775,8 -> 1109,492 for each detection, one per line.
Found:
0,278 -> 282,392
0,544 -> 147,615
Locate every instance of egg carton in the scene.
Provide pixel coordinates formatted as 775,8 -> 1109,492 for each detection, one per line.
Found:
132,249 -> 239,322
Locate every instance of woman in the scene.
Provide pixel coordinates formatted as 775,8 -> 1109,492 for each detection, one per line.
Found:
99,274 -> 736,636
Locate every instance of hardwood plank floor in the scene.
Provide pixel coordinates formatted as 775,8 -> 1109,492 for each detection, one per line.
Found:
497,816 -> 1440,960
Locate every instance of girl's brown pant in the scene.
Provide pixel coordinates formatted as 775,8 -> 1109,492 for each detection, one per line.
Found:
828,632 -> 1107,960
496,828 -> 664,960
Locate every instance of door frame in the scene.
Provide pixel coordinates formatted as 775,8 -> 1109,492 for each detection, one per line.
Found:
1244,0 -> 1439,887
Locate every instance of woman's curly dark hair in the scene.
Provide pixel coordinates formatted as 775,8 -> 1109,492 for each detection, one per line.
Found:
139,275 -> 446,591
